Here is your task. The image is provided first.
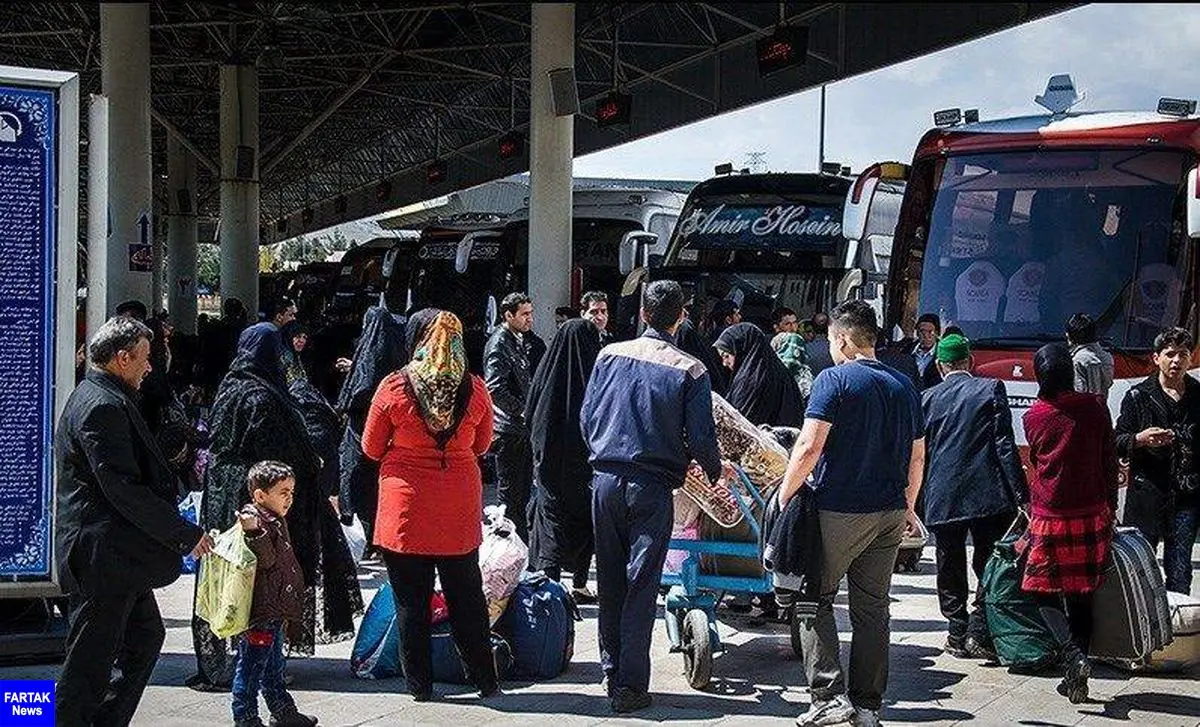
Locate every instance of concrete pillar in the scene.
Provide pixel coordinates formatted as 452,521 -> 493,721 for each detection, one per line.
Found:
85,95 -> 109,339
100,2 -> 153,314
218,63 -> 260,318
528,3 -> 575,342
166,136 -> 198,334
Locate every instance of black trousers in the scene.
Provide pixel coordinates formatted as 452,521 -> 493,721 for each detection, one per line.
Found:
57,589 -> 166,727
382,549 -> 497,696
1035,592 -> 1095,657
931,511 -> 1014,644
492,433 -> 533,542
544,544 -> 594,590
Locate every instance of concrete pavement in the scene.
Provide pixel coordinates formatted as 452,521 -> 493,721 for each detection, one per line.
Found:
2,545 -> 1197,726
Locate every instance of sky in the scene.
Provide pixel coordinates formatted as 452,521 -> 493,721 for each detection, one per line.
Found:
572,3 -> 1200,180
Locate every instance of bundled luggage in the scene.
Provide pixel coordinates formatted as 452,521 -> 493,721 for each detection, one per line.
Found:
980,526 -> 1059,669
350,582 -> 514,683
1142,591 -> 1200,672
686,398 -> 791,578
1089,527 -> 1173,662
479,506 -> 528,625
351,582 -> 403,679
430,623 -> 513,685
496,572 -> 580,679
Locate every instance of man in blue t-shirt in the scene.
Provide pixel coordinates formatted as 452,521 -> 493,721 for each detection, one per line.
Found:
778,300 -> 925,727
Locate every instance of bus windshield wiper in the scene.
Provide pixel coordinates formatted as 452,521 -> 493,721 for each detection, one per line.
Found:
970,334 -> 1065,348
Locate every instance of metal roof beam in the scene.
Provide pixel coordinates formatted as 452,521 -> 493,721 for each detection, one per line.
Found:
150,109 -> 220,175
262,51 -> 399,175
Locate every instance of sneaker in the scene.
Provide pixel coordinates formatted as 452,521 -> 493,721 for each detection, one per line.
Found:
853,707 -> 883,727
478,683 -> 502,699
1056,651 -> 1091,705
796,695 -> 856,726
611,686 -> 653,714
268,710 -> 318,727
943,637 -> 970,659
234,719 -> 265,727
964,635 -> 998,662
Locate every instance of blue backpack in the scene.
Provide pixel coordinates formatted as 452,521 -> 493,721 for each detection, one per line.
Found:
351,582 -> 512,684
497,573 -> 581,679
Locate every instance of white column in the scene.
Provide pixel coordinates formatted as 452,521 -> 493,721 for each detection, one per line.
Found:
85,95 -> 109,339
528,3 -> 575,342
100,2 -> 153,313
166,135 -> 198,334
219,63 -> 260,318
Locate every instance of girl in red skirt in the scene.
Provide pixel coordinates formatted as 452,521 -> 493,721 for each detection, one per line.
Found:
1022,343 -> 1118,704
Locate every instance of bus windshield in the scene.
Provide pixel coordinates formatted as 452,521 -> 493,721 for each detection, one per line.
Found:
916,148 -> 1190,350
663,191 -> 845,269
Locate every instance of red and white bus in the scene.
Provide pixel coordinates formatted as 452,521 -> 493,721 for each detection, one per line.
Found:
884,75 -> 1200,445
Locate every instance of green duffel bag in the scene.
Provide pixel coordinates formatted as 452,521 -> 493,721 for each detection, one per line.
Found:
980,521 -> 1059,670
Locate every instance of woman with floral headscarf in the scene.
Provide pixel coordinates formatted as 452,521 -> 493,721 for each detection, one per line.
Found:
362,310 -> 499,701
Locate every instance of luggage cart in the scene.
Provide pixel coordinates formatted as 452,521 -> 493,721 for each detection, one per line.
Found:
660,467 -> 804,689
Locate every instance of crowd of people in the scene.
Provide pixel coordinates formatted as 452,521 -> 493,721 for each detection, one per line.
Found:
51,278 -> 1197,726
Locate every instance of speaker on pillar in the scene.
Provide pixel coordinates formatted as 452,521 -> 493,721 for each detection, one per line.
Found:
175,188 -> 192,215
234,145 -> 256,180
547,67 -> 579,117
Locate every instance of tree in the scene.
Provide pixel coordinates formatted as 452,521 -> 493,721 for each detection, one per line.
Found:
197,243 -> 220,292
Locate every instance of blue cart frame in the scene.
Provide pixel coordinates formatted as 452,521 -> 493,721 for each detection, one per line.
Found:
661,468 -> 802,689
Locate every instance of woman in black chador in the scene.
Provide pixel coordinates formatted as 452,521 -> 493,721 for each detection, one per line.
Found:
334,305 -> 407,546
714,322 -> 804,427
525,318 -> 604,602
188,323 -> 361,691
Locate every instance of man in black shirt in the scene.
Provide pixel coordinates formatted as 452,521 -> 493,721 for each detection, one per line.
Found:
1115,327 -> 1200,594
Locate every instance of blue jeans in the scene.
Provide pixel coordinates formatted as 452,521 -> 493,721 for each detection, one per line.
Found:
1164,502 -> 1199,595
231,622 -> 296,721
1127,486 -> 1199,595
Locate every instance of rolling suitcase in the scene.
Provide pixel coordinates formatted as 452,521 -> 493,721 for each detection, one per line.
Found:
1088,527 -> 1173,662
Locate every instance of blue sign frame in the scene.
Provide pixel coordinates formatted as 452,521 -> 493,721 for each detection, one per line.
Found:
0,66 -> 79,596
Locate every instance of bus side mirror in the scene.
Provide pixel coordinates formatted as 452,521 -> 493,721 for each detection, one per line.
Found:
837,268 -> 865,301
455,237 -> 474,274
619,231 -> 657,275
486,295 -> 498,333
844,162 -> 908,241
1188,168 -> 1200,239
382,247 -> 401,280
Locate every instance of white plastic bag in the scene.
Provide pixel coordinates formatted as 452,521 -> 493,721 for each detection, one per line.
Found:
341,514 -> 367,565
478,505 -> 527,625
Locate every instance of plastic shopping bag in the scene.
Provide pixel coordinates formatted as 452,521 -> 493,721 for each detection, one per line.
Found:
178,492 -> 203,575
479,505 -> 527,625
342,514 -> 367,565
195,524 -> 258,639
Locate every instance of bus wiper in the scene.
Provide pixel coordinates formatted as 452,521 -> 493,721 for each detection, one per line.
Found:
970,334 -> 1065,347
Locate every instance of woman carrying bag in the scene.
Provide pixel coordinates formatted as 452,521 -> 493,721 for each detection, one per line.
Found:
1020,343 -> 1119,704
362,310 -> 499,701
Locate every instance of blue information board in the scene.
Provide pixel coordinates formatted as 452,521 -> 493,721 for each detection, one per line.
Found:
0,84 -> 58,579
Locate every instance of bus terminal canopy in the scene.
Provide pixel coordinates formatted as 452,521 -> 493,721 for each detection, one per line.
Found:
0,2 -> 1075,244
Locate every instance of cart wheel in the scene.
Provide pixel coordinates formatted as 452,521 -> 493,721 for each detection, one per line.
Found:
681,609 -> 713,690
790,608 -> 805,660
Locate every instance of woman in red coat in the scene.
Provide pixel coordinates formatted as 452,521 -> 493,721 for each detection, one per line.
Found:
362,309 -> 499,701
1022,343 -> 1118,705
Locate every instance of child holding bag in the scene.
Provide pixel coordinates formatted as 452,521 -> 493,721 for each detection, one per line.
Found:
232,461 -> 319,727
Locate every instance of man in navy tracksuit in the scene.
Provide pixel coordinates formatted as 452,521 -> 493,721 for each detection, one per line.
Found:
581,280 -> 723,714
